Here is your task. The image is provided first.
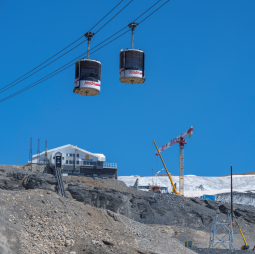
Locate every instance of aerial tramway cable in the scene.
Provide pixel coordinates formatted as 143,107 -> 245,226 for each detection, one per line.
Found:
73,0 -> 134,96
0,30 -> 130,103
0,0 -> 170,103
0,0 -> 127,93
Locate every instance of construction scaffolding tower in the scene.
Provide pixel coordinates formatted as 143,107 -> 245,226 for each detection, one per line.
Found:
209,212 -> 235,250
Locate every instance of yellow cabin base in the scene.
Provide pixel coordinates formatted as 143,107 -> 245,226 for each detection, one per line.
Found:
119,77 -> 145,84
73,87 -> 100,96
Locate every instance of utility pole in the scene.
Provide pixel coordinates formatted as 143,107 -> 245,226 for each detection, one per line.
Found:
231,165 -> 233,222
45,140 -> 47,163
44,140 -> 47,172
152,168 -> 154,187
29,138 -> 32,171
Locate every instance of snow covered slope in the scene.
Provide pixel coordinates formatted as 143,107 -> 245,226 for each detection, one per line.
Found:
118,174 -> 255,197
216,192 -> 255,206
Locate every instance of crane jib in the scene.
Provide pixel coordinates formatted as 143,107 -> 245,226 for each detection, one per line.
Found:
155,126 -> 193,155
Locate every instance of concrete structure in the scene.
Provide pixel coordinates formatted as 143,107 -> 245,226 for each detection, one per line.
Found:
29,144 -> 117,178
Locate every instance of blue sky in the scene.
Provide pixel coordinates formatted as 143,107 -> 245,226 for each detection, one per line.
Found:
0,0 -> 255,177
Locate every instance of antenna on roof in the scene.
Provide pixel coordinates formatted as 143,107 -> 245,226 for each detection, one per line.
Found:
36,139 -> 40,172
45,140 -> 47,170
29,138 -> 32,171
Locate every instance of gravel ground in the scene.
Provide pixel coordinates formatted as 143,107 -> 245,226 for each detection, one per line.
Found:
0,188 -> 196,254
149,224 -> 255,250
192,248 -> 254,254
1,166 -> 255,253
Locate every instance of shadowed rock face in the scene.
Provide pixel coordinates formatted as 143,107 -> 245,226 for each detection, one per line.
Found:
1,166 -> 255,233
190,198 -> 255,225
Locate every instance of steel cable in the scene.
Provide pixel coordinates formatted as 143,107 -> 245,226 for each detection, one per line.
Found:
0,0 -> 170,103
0,30 -> 130,103
0,0 -> 126,91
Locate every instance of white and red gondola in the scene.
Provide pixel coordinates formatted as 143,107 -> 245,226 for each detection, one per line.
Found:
73,32 -> 101,96
73,59 -> 101,96
119,22 -> 145,85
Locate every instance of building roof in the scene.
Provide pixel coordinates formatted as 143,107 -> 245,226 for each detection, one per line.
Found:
32,144 -> 106,161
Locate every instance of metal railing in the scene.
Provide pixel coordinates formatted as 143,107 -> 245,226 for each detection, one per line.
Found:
103,162 -> 117,168
55,168 -> 66,198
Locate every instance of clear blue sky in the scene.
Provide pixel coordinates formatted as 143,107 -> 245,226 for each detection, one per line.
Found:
1,0 -> 255,177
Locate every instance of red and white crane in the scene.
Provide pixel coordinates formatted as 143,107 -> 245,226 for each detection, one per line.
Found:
155,126 -> 193,196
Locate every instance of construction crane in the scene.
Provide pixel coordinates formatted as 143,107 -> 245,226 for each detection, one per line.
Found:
154,126 -> 193,196
153,141 -> 179,195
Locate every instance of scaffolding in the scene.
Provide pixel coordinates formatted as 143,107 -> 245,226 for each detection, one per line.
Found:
209,212 -> 235,250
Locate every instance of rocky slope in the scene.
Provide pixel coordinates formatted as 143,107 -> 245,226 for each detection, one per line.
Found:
1,167 -> 253,231
0,166 -> 197,254
1,166 -> 255,252
0,188 -> 196,254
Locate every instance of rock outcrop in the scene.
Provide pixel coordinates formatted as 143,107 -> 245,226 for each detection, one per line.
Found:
1,166 -> 255,234
1,166 -> 255,253
0,188 -> 196,254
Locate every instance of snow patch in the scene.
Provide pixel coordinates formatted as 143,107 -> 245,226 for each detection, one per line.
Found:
119,174 -> 255,197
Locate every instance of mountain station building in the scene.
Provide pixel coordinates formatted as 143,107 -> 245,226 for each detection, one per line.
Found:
30,144 -> 117,179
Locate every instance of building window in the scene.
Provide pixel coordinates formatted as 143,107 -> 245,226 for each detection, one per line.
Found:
53,157 -> 55,159
98,162 -> 103,166
73,154 -> 75,157
63,170 -> 68,173
66,153 -> 69,156
77,154 -> 79,158
69,160 -> 74,164
76,161 -> 79,165
66,160 -> 68,164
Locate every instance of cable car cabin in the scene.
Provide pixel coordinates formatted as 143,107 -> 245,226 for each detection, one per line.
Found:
119,49 -> 145,84
73,59 -> 101,96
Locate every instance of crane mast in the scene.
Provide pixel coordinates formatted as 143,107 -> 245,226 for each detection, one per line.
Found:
179,137 -> 186,196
